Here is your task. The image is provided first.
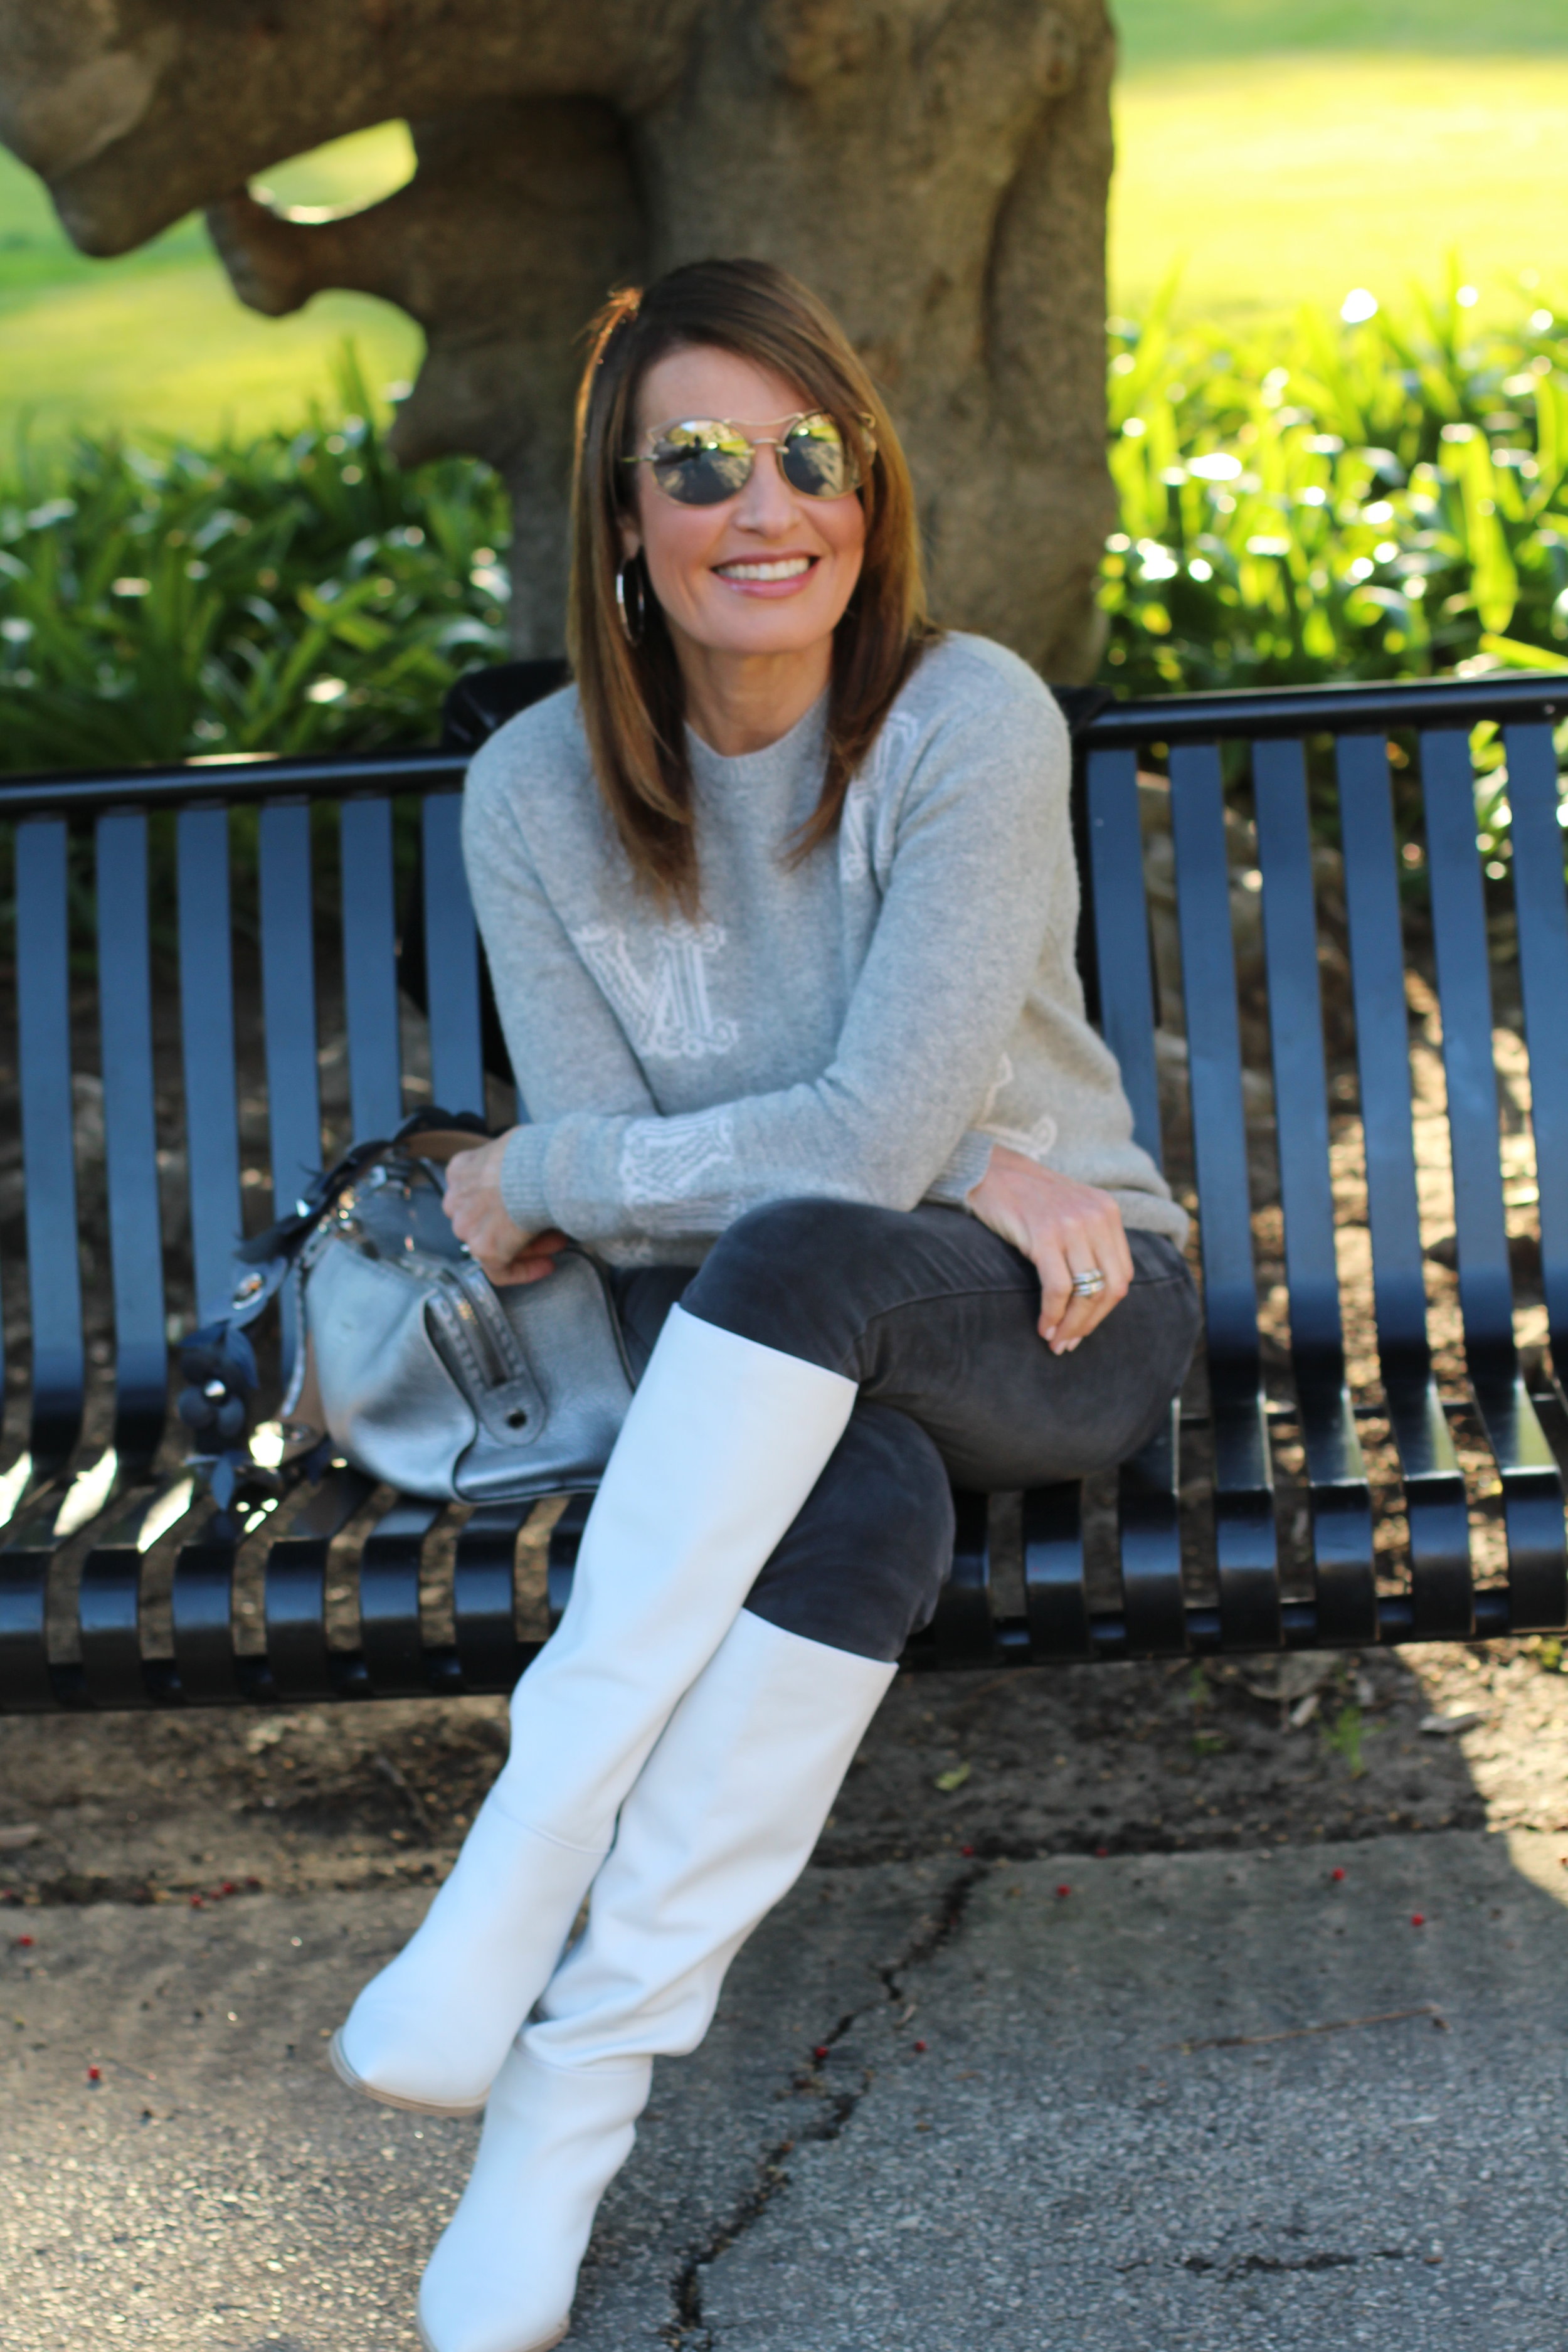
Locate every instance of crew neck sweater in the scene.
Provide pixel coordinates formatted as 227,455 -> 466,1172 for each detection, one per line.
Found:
461,630 -> 1185,1266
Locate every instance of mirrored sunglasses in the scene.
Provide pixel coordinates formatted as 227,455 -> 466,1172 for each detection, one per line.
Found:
622,411 -> 873,507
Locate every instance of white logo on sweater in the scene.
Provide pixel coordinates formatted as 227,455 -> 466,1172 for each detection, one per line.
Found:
839,711 -> 922,884
977,1052 -> 1057,1160
619,1107 -> 739,1232
571,921 -> 739,1061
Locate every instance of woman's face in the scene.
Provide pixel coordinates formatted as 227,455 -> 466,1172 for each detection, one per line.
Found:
620,345 -> 867,666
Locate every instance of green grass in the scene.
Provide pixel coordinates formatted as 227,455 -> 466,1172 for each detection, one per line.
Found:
0,125 -> 420,447
1111,55 -> 1568,327
1113,0 -> 1568,64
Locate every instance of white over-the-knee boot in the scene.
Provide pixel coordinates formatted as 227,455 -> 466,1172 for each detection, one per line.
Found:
416,1611 -> 894,2352
332,1308 -> 856,2117
416,2045 -> 650,2352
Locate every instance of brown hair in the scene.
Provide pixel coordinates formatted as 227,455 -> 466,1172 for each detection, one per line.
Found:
567,257 -> 937,908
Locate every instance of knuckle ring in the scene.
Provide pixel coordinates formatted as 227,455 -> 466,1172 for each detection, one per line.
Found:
1070,1268 -> 1107,1299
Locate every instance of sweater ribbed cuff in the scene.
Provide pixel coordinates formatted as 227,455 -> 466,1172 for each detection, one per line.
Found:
499,1122 -> 553,1234
926,1128 -> 997,1209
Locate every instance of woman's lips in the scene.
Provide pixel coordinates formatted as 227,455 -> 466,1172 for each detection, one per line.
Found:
711,553 -> 819,596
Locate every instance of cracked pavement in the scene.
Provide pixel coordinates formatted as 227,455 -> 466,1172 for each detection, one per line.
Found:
3,1653 -> 1567,2349
6,1832 -> 1567,2349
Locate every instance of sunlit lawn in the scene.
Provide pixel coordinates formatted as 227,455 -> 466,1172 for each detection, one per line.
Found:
0,125 -> 420,448
1112,53 -> 1568,327
0,7 -> 1564,442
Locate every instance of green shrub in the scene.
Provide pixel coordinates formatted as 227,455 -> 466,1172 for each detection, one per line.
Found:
0,351 -> 509,774
4,293 -> 1568,786
1101,270 -> 1568,696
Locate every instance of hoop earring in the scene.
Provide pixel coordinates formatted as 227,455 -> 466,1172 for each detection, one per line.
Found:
615,557 -> 646,646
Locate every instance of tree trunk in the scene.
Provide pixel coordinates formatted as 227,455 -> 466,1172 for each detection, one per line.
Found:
0,0 -> 1115,674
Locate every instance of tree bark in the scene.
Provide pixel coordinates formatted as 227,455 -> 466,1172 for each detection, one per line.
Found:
0,0 -> 1115,673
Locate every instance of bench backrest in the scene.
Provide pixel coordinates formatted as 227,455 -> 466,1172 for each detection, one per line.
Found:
0,665 -> 1564,1709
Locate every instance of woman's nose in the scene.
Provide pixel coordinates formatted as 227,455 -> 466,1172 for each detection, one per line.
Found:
731,441 -> 797,532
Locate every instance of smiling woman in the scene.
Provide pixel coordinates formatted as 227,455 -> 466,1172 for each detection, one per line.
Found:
326,255 -> 1199,2352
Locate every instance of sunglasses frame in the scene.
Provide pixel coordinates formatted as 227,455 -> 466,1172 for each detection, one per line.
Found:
622,410 -> 876,504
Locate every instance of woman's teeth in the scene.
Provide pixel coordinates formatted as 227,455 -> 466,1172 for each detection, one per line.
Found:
716,556 -> 813,581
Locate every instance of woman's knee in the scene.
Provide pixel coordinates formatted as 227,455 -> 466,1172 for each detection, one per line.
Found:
744,1404 -> 955,1663
681,1196 -> 902,1371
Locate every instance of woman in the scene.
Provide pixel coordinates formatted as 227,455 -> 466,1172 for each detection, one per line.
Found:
332,257 -> 1198,2352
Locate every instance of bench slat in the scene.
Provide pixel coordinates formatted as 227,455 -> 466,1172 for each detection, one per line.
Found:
453,1502 -> 532,1689
170,1504 -> 247,1702
340,795 -> 404,1138
1021,1481 -> 1089,1658
1084,748 -> 1186,1643
1422,728 -> 1566,1628
420,792 -> 488,1118
78,1478 -> 198,1708
1336,735 -> 1474,1638
360,1493 -> 445,1695
1253,740 -> 1375,1643
258,800 -> 324,1389
95,810 -> 167,1468
1171,744 -> 1278,1649
1085,748 -> 1162,1164
1507,721 -> 1568,1366
924,1487 -> 993,1661
0,1486 -> 65,1708
177,806 -> 244,1325
1422,728 -> 1518,1355
264,1466 -> 377,1699
1118,1403 -> 1187,1654
16,818 -> 83,1465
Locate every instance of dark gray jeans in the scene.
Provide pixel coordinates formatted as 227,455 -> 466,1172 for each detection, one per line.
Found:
614,1198 -> 1199,1663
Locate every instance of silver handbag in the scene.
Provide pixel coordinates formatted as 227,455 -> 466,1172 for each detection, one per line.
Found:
180,1115 -> 634,1507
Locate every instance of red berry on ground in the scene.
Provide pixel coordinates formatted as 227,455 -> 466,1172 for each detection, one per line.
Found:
16,1934 -> 33,1948
813,2045 -> 829,2061
87,2065 -> 101,2082
1056,1884 -> 1072,1899
189,1895 -> 203,1909
221,1882 -> 236,1897
1411,1913 -> 1425,1927
914,2040 -> 928,2053
1095,1846 -> 1110,1858
1331,1867 -> 1346,1882
960,1845 -> 975,1857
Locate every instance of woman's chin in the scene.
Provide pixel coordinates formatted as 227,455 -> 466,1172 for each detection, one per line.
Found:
679,601 -> 840,662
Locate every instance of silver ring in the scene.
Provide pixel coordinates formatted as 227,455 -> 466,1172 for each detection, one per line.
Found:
1070,1269 -> 1107,1299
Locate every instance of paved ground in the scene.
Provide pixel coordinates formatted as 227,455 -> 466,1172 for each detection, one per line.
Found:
4,1821 -> 1566,2351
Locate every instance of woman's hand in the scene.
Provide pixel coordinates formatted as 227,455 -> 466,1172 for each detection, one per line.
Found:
443,1134 -> 569,1287
967,1142 -> 1133,1353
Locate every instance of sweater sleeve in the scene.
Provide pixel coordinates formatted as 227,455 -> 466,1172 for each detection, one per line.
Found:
462,755 -> 661,1137
494,688 -> 1069,1248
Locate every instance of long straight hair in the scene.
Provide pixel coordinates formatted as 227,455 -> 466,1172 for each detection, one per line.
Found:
567,258 -> 936,909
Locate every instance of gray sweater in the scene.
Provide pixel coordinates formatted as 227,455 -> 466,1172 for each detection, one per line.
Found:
462,632 -> 1185,1266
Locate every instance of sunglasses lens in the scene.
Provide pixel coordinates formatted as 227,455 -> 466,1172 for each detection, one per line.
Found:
649,423 -> 753,506
780,415 -> 858,498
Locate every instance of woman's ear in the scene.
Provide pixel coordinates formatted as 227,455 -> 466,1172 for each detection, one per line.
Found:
617,502 -> 642,566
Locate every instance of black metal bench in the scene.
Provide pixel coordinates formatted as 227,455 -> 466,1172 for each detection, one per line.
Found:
1,667 -> 1565,1713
